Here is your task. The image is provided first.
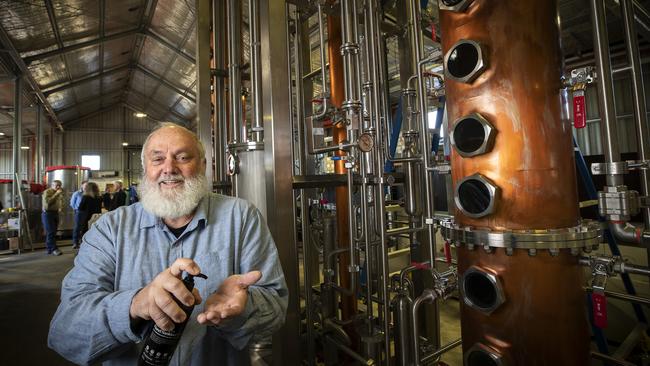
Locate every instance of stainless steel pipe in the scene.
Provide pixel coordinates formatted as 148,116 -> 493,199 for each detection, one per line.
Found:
249,0 -> 263,142
621,0 -> 650,229
590,0 -> 624,186
227,0 -> 243,145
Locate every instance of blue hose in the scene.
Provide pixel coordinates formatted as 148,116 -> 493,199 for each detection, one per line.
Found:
574,137 -> 647,359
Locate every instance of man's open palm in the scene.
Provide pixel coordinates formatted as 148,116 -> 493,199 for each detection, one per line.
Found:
197,271 -> 262,326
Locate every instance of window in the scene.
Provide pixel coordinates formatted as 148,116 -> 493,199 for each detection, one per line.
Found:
428,110 -> 444,138
81,155 -> 101,170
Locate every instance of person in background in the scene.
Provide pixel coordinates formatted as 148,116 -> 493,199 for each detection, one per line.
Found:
109,180 -> 127,211
77,182 -> 102,243
49,123 -> 287,365
102,185 -> 112,211
128,182 -> 139,205
69,180 -> 88,249
42,180 -> 64,256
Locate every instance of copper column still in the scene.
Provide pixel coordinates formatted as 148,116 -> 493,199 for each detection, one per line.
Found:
439,1 -> 596,364
328,14 -> 358,323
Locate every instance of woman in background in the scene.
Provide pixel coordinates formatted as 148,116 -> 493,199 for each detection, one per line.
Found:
77,182 -> 102,247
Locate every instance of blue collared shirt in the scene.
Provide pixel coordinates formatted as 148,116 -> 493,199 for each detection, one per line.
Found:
70,190 -> 83,210
48,193 -> 288,366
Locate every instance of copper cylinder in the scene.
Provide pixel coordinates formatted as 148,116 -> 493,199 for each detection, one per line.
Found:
328,14 -> 358,321
457,247 -> 590,365
441,0 -> 579,230
440,1 -> 589,364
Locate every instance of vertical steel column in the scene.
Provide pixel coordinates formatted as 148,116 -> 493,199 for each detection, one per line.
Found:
409,0 -> 440,351
196,0 -> 213,184
12,76 -> 22,206
228,0 -> 243,145
328,11 -> 358,327
590,0 -> 623,186
288,6 -> 315,363
249,0 -> 263,143
212,0 -> 227,184
259,0 -> 299,364
36,103 -> 43,182
621,0 -> 650,228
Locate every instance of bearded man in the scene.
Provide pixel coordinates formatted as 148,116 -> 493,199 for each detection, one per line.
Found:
48,123 -> 287,365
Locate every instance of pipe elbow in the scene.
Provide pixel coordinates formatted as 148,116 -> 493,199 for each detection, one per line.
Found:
609,221 -> 643,244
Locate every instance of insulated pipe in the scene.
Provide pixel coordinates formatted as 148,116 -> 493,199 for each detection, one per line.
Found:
590,0 -> 624,187
249,0 -> 263,142
621,0 -> 650,228
227,0 -> 242,145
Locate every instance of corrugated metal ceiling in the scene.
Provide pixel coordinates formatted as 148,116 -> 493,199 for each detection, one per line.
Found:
0,0 -> 649,137
0,0 -> 197,130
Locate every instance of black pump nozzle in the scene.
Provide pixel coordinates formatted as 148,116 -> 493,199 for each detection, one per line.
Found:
182,272 -> 208,292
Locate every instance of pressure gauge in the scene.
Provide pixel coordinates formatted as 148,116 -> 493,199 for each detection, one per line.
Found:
357,133 -> 375,152
226,153 -> 239,176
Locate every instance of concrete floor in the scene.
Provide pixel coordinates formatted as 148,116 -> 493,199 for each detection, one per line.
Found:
0,241 -> 76,366
0,240 -> 462,366
0,242 -> 621,366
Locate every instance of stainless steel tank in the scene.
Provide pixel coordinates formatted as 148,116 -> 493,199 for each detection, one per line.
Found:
45,166 -> 91,233
0,180 -> 31,209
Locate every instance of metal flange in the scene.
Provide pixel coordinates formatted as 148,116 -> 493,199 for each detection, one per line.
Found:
440,219 -> 602,251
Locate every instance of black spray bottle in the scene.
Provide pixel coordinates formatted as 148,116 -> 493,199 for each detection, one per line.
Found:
138,272 -> 208,366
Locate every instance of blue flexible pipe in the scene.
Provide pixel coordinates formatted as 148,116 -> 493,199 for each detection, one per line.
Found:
574,137 -> 648,359
384,98 -> 403,173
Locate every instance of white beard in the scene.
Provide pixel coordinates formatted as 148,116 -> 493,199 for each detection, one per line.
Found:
139,173 -> 209,219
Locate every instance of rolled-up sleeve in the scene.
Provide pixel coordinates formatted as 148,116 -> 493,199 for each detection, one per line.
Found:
213,203 -> 288,350
48,215 -> 143,365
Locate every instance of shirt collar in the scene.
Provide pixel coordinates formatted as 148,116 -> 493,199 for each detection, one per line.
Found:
138,195 -> 209,230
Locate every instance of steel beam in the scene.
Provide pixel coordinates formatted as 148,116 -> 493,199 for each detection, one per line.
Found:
36,103 -> 43,181
45,0 -> 82,114
12,76 -> 22,204
99,0 -> 106,99
43,64 -> 131,95
119,0 -> 160,105
135,64 -> 196,102
142,16 -> 196,113
143,30 -> 195,64
259,0 -> 300,364
22,29 -> 194,65
606,0 -> 650,43
22,29 -> 140,65
55,89 -> 124,115
125,88 -> 189,122
63,102 -> 123,127
0,18 -> 63,130
195,0 -> 213,183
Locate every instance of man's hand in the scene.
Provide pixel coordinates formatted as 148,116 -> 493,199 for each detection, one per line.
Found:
129,258 -> 203,331
197,271 -> 262,326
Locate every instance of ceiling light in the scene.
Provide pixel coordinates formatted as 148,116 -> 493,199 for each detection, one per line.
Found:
134,112 -> 147,118
20,146 -> 29,150
122,142 -> 129,146
0,132 -> 5,136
